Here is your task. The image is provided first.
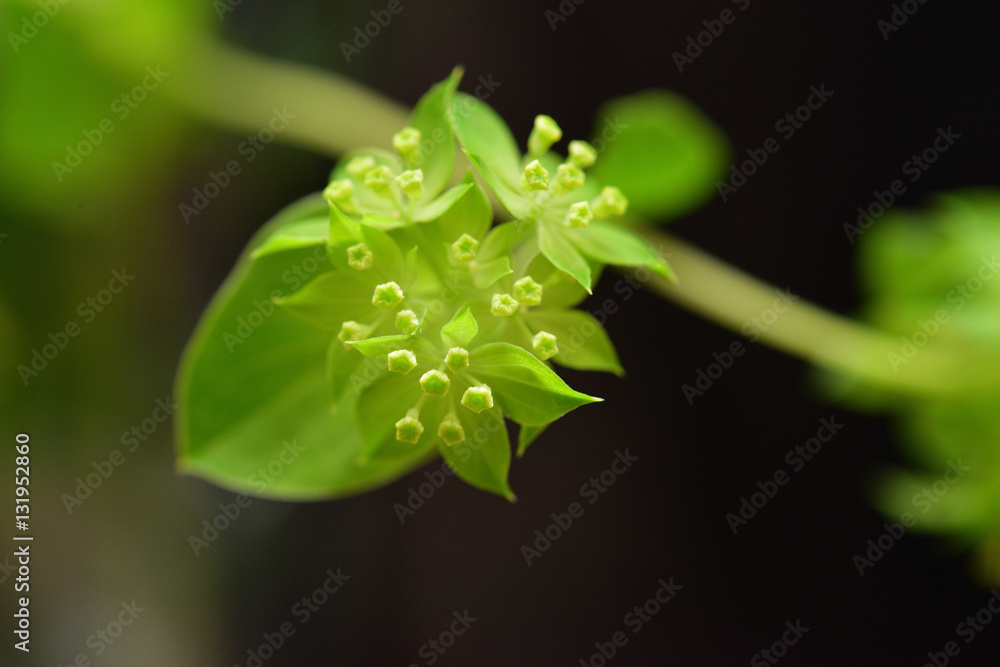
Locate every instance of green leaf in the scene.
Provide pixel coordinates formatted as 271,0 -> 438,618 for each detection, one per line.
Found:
329,201 -> 361,245
176,199 -> 434,500
413,183 -> 473,222
464,151 -> 531,220
590,90 -> 730,222
326,338 -> 368,409
517,423 -> 548,457
538,222 -> 593,293
468,342 -> 601,426
568,220 -> 675,280
441,307 -> 479,347
348,335 -> 417,358
275,270 -> 373,331
436,171 -> 493,243
524,253 -> 593,308
410,67 -> 463,203
438,400 -> 515,500
250,207 -> 329,259
450,92 -> 523,184
523,308 -> 624,376
472,256 -> 513,289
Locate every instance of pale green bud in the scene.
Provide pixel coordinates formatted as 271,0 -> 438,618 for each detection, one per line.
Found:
491,293 -> 519,316
392,127 -> 423,167
395,169 -> 424,201
437,420 -> 466,446
347,243 -> 373,270
552,163 -> 585,196
372,281 -> 404,308
419,369 -> 451,397
513,276 -> 543,307
528,114 -> 563,156
532,331 -> 559,360
568,140 -> 597,169
461,385 -> 494,413
338,321 -> 369,347
387,349 -> 417,375
323,179 -> 357,212
592,186 -> 629,218
450,233 -> 479,263
363,165 -> 394,198
445,347 -> 469,373
565,201 -> 593,228
521,159 -> 550,193
346,155 -> 376,178
395,415 -> 424,443
395,310 -> 420,334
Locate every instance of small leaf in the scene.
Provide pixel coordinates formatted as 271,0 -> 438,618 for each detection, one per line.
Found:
523,308 -> 624,375
472,256 -> 513,289
524,253 -> 593,308
517,423 -> 548,457
590,90 -> 730,222
464,151 -> 531,219
450,92 -> 522,185
538,222 -> 592,293
275,270 -> 373,331
438,400 -> 515,500
410,68 -> 463,203
441,307 -> 479,347
356,374 -> 439,463
348,335 -> 417,358
413,183 -> 473,222
326,338 -> 369,409
436,171 -> 493,243
567,220 -> 674,280
251,216 -> 328,259
469,342 -> 601,426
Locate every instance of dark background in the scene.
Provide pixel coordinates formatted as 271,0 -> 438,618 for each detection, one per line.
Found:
5,0 -> 1000,665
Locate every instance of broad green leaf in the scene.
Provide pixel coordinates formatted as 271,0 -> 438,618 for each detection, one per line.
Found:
523,308 -> 624,376
410,68 -> 463,203
329,202 -> 361,245
438,399 -> 515,500
436,171 -> 493,243
441,308 -> 479,348
517,423 -> 548,458
464,151 -> 531,219
413,183 -> 473,222
348,335 -> 417,358
468,342 -> 601,426
538,222 -> 593,293
176,198 -> 435,500
275,270 -> 374,331
472,257 -> 513,289
250,206 -> 328,259
590,90 -> 730,222
450,92 -> 523,184
326,338 -> 369,409
356,374 -> 441,463
524,253 -> 593,308
567,221 -> 675,280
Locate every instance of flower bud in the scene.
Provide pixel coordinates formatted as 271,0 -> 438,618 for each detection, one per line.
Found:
392,127 -> 423,167
395,415 -> 424,444
521,160 -> 550,193
387,349 -> 417,374
491,293 -> 519,316
551,163 -> 585,196
346,155 -> 377,178
564,201 -> 593,228
323,179 -> 357,213
396,310 -> 420,334
347,243 -> 373,270
513,276 -> 542,307
419,369 -> 451,397
437,420 -> 466,446
528,114 -> 563,156
450,233 -> 479,263
445,347 -> 469,373
338,321 -> 369,347
567,140 -> 597,169
592,186 -> 629,218
372,281 -> 404,308
363,165 -> 394,198
395,169 -> 424,201
532,331 -> 559,360
462,385 -> 494,413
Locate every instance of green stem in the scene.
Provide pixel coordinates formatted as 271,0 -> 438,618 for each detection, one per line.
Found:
639,230 -> 986,396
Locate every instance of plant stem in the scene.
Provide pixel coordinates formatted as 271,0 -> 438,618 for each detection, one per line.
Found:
639,230 -> 984,396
